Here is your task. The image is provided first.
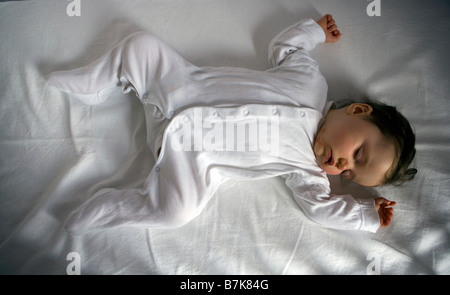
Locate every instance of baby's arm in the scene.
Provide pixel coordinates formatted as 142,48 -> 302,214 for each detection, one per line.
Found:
375,197 -> 396,228
268,18 -> 326,67
268,14 -> 341,68
316,14 -> 342,43
285,173 -> 381,232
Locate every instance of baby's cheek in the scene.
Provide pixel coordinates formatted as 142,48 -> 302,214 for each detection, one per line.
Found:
313,139 -> 322,157
331,133 -> 353,153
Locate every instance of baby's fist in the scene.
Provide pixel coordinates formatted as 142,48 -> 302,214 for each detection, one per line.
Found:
316,14 -> 342,43
375,197 -> 396,228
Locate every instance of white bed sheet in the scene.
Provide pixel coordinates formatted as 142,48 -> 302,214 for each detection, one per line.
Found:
1,0 -> 449,275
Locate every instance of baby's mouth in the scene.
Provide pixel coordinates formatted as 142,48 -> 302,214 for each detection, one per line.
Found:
324,148 -> 334,166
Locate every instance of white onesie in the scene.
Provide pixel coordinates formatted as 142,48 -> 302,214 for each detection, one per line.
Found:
47,19 -> 380,234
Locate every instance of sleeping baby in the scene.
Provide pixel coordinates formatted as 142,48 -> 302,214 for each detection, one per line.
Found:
47,14 -> 416,234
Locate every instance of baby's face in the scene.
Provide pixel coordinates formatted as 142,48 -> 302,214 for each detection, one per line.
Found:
313,103 -> 397,187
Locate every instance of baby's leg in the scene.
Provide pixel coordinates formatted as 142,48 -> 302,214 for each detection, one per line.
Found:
64,185 -> 200,234
65,148 -> 213,233
47,32 -> 195,107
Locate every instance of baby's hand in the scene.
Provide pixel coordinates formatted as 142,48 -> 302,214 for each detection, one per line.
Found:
375,197 -> 396,228
316,14 -> 342,43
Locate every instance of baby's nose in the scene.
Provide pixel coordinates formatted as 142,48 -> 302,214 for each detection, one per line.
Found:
336,158 -> 352,171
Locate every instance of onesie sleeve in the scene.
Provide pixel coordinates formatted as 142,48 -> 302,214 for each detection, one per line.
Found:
284,173 -> 381,233
268,18 -> 326,68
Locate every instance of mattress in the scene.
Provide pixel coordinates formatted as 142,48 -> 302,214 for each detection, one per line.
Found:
0,0 -> 449,275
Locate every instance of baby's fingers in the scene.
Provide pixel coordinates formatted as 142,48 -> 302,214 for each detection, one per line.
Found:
376,197 -> 394,206
385,207 -> 394,217
380,207 -> 395,227
388,201 -> 397,207
327,19 -> 336,28
332,30 -> 341,37
327,24 -> 338,32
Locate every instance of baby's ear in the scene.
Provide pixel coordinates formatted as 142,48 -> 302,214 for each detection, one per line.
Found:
347,103 -> 373,115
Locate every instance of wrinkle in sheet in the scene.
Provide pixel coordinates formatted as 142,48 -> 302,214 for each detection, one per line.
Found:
144,230 -> 160,274
281,223 -> 304,274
